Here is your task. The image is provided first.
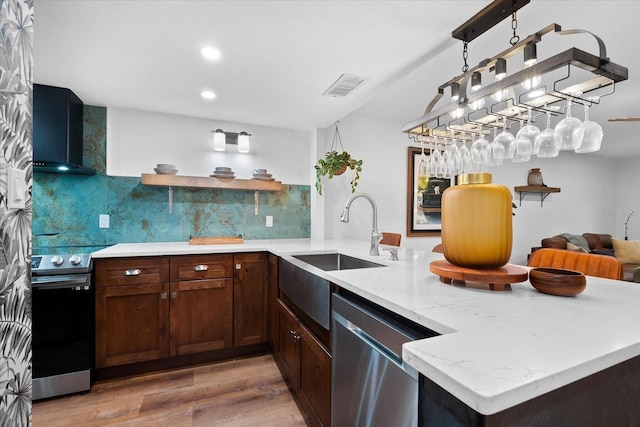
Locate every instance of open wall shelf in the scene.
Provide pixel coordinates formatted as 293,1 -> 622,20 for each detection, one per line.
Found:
141,173 -> 283,191
514,185 -> 560,207
141,173 -> 283,214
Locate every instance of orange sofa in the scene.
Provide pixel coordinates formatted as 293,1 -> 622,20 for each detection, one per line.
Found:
540,233 -> 639,282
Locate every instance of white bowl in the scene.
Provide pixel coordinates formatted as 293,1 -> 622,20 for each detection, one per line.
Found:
154,168 -> 178,175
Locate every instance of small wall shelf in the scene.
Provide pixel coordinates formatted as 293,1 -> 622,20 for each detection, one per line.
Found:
141,173 -> 283,191
141,173 -> 283,214
514,185 -> 561,207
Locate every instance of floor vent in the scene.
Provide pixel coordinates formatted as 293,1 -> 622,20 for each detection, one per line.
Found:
322,73 -> 368,97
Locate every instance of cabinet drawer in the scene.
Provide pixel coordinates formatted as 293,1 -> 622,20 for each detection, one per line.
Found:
95,257 -> 170,287
170,254 -> 232,281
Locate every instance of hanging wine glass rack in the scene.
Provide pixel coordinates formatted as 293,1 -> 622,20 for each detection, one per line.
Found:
403,23 -> 628,144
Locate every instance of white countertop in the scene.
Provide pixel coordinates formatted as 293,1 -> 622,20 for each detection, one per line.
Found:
92,239 -> 640,415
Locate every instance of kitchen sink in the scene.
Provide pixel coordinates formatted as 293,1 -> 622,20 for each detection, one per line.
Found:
279,253 -> 385,330
292,252 -> 386,271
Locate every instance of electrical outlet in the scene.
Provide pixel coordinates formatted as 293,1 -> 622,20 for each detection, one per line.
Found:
99,214 -> 110,229
266,216 -> 273,227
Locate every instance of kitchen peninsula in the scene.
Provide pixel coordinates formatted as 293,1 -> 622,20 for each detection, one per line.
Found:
92,239 -> 640,424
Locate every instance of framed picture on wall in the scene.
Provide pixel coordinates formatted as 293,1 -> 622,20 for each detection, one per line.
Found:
406,146 -> 451,237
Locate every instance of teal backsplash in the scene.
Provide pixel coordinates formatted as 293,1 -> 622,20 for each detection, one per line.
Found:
82,105 -> 107,174
33,104 -> 310,249
33,173 -> 311,249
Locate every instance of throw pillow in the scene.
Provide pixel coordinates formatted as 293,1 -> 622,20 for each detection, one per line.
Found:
590,248 -> 616,257
611,238 -> 640,264
567,242 -> 588,253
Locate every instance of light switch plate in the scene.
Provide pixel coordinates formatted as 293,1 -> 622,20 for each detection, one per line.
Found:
99,214 -> 110,229
266,216 -> 273,227
7,167 -> 26,209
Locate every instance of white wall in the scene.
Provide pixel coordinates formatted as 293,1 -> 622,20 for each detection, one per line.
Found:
614,156 -> 640,241
107,107 -> 312,184
320,112 -> 636,264
104,106 -> 639,262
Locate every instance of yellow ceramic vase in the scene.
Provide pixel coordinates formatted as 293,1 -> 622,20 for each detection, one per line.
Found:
441,172 -> 512,269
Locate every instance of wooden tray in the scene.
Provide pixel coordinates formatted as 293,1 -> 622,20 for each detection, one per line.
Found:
429,260 -> 529,291
189,236 -> 244,245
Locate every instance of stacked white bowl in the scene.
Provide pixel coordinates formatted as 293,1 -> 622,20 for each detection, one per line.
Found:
154,163 -> 178,175
211,166 -> 235,178
252,168 -> 274,181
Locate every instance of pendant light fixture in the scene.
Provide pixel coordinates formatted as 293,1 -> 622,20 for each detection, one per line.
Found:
402,0 -> 628,154
238,131 -> 250,153
212,129 -> 226,151
471,72 -> 482,91
494,58 -> 507,80
210,129 -> 252,153
523,42 -> 537,66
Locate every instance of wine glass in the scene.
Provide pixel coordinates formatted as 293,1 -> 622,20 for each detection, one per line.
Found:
535,106 -> 560,158
431,140 -> 443,178
555,98 -> 584,150
512,121 -> 531,163
493,117 -> 515,160
470,130 -> 490,172
441,149 -> 451,179
490,127 -> 504,166
575,100 -> 603,153
515,106 -> 540,155
460,134 -> 473,174
417,144 -> 429,191
446,133 -> 461,176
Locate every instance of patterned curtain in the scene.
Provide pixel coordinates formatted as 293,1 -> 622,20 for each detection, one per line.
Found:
0,0 -> 33,425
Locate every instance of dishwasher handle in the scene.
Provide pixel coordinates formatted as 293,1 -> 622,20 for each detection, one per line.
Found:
332,293 -> 424,359
334,310 -> 407,370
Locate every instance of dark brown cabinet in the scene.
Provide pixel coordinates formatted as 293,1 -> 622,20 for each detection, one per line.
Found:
268,254 -> 279,352
96,253 -> 271,369
300,323 -> 331,427
278,301 -> 301,387
233,253 -> 268,346
169,254 -> 234,356
95,257 -> 170,368
277,300 -> 331,426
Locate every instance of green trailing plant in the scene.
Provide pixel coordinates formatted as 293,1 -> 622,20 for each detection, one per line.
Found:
315,150 -> 362,195
315,122 -> 363,195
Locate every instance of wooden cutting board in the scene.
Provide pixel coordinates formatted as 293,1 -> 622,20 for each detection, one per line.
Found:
429,259 -> 528,291
189,236 -> 244,245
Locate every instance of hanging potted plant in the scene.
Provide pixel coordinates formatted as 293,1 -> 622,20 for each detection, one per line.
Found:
315,122 -> 363,195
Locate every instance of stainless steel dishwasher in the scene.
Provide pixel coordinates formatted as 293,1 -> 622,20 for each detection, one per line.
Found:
332,291 -> 438,427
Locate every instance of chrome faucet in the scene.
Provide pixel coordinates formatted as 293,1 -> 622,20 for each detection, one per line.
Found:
340,193 -> 383,256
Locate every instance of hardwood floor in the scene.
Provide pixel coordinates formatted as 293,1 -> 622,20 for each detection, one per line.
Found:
33,354 -> 308,426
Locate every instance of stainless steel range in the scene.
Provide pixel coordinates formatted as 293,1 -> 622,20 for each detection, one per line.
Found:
31,253 -> 94,400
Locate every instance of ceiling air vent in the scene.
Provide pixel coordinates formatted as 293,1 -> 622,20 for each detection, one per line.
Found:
322,73 -> 369,97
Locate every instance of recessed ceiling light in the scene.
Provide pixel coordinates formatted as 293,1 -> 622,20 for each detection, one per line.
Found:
200,46 -> 221,61
201,90 -> 216,100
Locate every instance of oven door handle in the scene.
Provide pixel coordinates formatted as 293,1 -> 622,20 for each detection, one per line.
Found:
32,275 -> 91,290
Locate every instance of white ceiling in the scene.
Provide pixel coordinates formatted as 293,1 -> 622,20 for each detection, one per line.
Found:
34,0 -> 640,158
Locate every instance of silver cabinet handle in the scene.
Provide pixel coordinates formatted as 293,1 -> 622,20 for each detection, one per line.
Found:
124,269 -> 142,276
171,292 -> 178,299
194,264 -> 209,271
161,293 -> 168,300
290,330 -> 301,342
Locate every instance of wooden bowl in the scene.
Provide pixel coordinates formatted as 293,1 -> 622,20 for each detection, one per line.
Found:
529,268 -> 586,297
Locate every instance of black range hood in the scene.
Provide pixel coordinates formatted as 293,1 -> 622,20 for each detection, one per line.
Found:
33,84 -> 96,175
